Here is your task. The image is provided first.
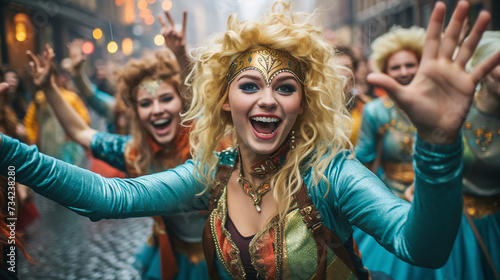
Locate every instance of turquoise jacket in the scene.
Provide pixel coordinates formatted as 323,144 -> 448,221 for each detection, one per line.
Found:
0,133 -> 463,277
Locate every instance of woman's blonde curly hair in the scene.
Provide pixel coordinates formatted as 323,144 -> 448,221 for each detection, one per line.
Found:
371,26 -> 426,73
182,1 -> 352,220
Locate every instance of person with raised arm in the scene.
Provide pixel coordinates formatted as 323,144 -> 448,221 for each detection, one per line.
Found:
1,1 -> 499,279
24,45 -> 215,279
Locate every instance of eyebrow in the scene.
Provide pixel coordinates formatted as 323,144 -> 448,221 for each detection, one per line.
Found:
272,75 -> 298,84
236,74 -> 262,82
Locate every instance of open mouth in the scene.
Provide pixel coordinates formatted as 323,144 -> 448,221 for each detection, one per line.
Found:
151,118 -> 172,134
397,78 -> 413,85
250,116 -> 281,136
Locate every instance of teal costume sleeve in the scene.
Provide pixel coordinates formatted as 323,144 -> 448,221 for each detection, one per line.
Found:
90,131 -> 132,172
355,99 -> 385,163
86,84 -> 115,122
0,135 -> 208,221
307,134 -> 463,268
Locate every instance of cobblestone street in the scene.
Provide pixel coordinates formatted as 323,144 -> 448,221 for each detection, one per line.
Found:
17,193 -> 153,280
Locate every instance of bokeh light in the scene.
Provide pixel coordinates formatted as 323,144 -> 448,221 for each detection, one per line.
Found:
162,1 -> 173,11
137,0 -> 148,10
82,41 -> 95,54
154,35 -> 165,46
93,28 -> 103,40
122,38 -> 133,56
107,41 -> 118,53
139,9 -> 151,18
145,15 -> 155,25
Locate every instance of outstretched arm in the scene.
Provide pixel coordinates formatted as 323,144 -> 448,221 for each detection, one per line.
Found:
27,44 -> 96,149
0,134 -> 207,220
367,1 -> 500,145
346,1 -> 500,267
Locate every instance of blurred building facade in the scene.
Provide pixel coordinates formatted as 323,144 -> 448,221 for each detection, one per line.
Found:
0,0 -> 140,82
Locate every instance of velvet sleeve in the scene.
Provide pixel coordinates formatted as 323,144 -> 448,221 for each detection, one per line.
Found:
354,99 -> 382,163
0,134 -> 208,221
90,131 -> 132,173
86,84 -> 115,122
310,134 -> 463,268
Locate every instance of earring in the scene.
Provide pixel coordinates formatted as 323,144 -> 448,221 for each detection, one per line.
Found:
291,130 -> 295,150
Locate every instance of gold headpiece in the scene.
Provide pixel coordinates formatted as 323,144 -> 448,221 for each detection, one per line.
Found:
138,78 -> 162,97
226,48 -> 305,86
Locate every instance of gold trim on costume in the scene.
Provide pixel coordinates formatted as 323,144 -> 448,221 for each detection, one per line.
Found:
226,48 -> 305,86
381,162 -> 415,185
463,193 -> 500,219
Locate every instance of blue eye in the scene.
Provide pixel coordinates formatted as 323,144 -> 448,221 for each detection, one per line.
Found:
276,84 -> 296,94
239,83 -> 259,93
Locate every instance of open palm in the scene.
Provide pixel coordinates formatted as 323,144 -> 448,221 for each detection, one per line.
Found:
26,44 -> 56,88
67,39 -> 87,74
368,2 -> 500,144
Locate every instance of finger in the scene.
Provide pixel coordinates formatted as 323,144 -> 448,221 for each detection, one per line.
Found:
458,16 -> 470,44
44,44 -> 55,61
0,82 -> 9,94
439,1 -> 469,59
165,11 -> 175,28
366,73 -> 404,103
470,50 -> 500,84
422,2 -> 446,61
181,10 -> 187,34
157,13 -> 167,28
455,11 -> 490,67
26,50 -> 41,71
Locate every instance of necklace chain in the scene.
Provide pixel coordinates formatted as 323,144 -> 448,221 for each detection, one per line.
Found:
236,152 -> 273,212
235,141 -> 290,212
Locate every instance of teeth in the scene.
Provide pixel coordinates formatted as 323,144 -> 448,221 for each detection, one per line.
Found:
251,117 -> 279,123
153,119 -> 170,125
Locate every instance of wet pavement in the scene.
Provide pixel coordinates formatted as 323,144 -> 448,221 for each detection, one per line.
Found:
17,193 -> 153,280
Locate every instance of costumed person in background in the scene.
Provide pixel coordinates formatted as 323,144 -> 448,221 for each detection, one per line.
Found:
66,39 -> 126,179
356,29 -> 500,280
0,77 -> 38,234
1,1 -> 500,279
27,44 -> 217,280
23,59 -> 90,168
353,26 -> 500,280
445,30 -> 500,280
334,45 -> 372,146
0,82 -> 35,280
2,68 -> 31,123
355,26 -> 425,198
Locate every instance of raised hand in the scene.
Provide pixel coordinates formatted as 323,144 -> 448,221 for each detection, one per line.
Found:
26,43 -> 56,89
67,39 -> 87,75
367,1 -> 500,144
158,10 -> 187,56
158,10 -> 189,71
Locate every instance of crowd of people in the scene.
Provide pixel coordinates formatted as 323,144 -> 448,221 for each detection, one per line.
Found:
1,1 -> 499,279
